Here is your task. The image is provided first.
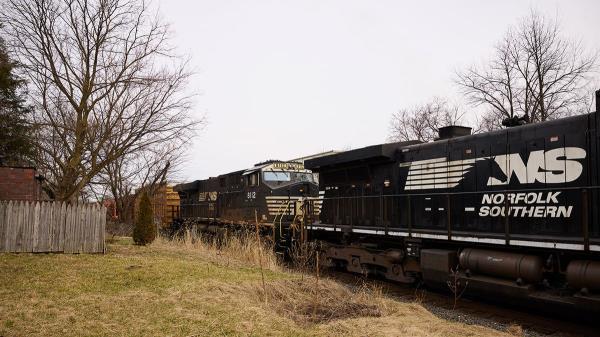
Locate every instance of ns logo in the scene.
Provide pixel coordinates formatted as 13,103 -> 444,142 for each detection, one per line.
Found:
487,147 -> 586,185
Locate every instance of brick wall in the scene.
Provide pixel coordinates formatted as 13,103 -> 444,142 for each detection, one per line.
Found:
0,167 -> 41,201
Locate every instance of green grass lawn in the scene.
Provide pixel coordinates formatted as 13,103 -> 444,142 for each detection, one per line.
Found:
0,238 -> 510,337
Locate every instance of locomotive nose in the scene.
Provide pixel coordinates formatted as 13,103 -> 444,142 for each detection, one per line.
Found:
287,182 -> 317,197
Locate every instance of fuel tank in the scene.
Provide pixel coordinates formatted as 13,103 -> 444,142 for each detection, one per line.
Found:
567,260 -> 600,292
459,248 -> 544,284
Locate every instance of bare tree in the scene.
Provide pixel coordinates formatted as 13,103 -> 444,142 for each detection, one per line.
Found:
457,10 -> 597,128
0,0 -> 201,202
517,13 -> 596,121
94,140 -> 188,224
456,35 -> 521,127
388,98 -> 464,143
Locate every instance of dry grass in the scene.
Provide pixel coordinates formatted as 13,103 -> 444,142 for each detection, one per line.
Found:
255,278 -> 386,324
506,324 -> 524,336
155,230 -> 281,272
0,234 -> 512,337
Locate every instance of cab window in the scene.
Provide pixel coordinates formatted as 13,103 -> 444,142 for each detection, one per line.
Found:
247,173 -> 259,186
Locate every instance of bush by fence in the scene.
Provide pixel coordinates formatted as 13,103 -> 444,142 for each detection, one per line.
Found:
0,201 -> 106,253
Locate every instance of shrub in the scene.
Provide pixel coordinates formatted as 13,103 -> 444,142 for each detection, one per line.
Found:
106,221 -> 133,237
133,192 -> 155,245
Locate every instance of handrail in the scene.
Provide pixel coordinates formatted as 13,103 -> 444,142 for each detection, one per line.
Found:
176,185 -> 600,207
271,199 -> 292,237
278,199 -> 292,237
302,185 -> 597,251
314,185 -> 600,200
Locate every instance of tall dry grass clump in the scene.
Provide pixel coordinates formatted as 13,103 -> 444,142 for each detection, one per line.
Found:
153,229 -> 281,271
506,324 -> 524,336
251,278 -> 389,325
289,241 -> 320,279
153,229 -> 397,325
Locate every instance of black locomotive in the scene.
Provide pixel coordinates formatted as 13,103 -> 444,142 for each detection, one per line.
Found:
303,91 -> 600,318
173,160 -> 321,243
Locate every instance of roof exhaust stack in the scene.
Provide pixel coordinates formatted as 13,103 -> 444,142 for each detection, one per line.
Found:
437,125 -> 471,140
502,114 -> 529,127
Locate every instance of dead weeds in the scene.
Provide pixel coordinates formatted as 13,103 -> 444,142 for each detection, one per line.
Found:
0,236 -> 513,336
254,278 -> 385,325
506,323 -> 524,336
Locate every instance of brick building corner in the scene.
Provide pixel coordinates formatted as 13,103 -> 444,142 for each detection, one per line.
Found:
0,166 -> 45,201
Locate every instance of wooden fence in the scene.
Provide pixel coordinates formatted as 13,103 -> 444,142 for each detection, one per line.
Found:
0,201 -> 106,253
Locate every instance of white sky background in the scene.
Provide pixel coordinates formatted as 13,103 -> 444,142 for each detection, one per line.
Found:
156,0 -> 600,181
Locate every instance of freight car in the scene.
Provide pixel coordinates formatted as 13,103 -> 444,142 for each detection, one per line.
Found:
303,91 -> 600,317
173,160 -> 321,244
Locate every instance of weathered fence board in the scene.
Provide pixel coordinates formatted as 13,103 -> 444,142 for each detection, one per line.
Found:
0,201 -> 105,254
0,203 -> 6,251
64,203 -> 74,253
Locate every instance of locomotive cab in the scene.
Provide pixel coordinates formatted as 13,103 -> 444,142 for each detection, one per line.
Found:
249,161 -> 318,192
243,161 -> 319,223
173,160 -> 320,234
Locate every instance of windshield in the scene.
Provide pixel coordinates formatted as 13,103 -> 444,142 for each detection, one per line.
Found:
263,171 -> 291,182
262,171 -> 318,188
292,172 -> 314,183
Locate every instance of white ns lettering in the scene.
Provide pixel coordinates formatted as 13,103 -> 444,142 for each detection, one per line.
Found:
487,147 -> 586,185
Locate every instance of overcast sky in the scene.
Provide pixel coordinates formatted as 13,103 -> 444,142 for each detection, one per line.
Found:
156,0 -> 600,181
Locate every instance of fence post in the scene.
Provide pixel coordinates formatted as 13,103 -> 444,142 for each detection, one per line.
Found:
32,201 -> 40,252
64,203 -> 72,253
58,202 -> 66,252
6,201 -> 14,252
101,205 -> 106,253
17,201 -> 27,252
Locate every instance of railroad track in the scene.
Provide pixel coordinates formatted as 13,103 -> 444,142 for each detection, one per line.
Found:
325,270 -> 598,337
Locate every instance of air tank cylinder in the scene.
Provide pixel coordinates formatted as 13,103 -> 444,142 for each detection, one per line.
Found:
459,248 -> 544,284
567,260 -> 600,293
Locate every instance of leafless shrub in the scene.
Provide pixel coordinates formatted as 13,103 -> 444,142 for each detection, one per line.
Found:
105,221 -> 133,242
447,266 -> 468,310
289,241 -> 319,280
